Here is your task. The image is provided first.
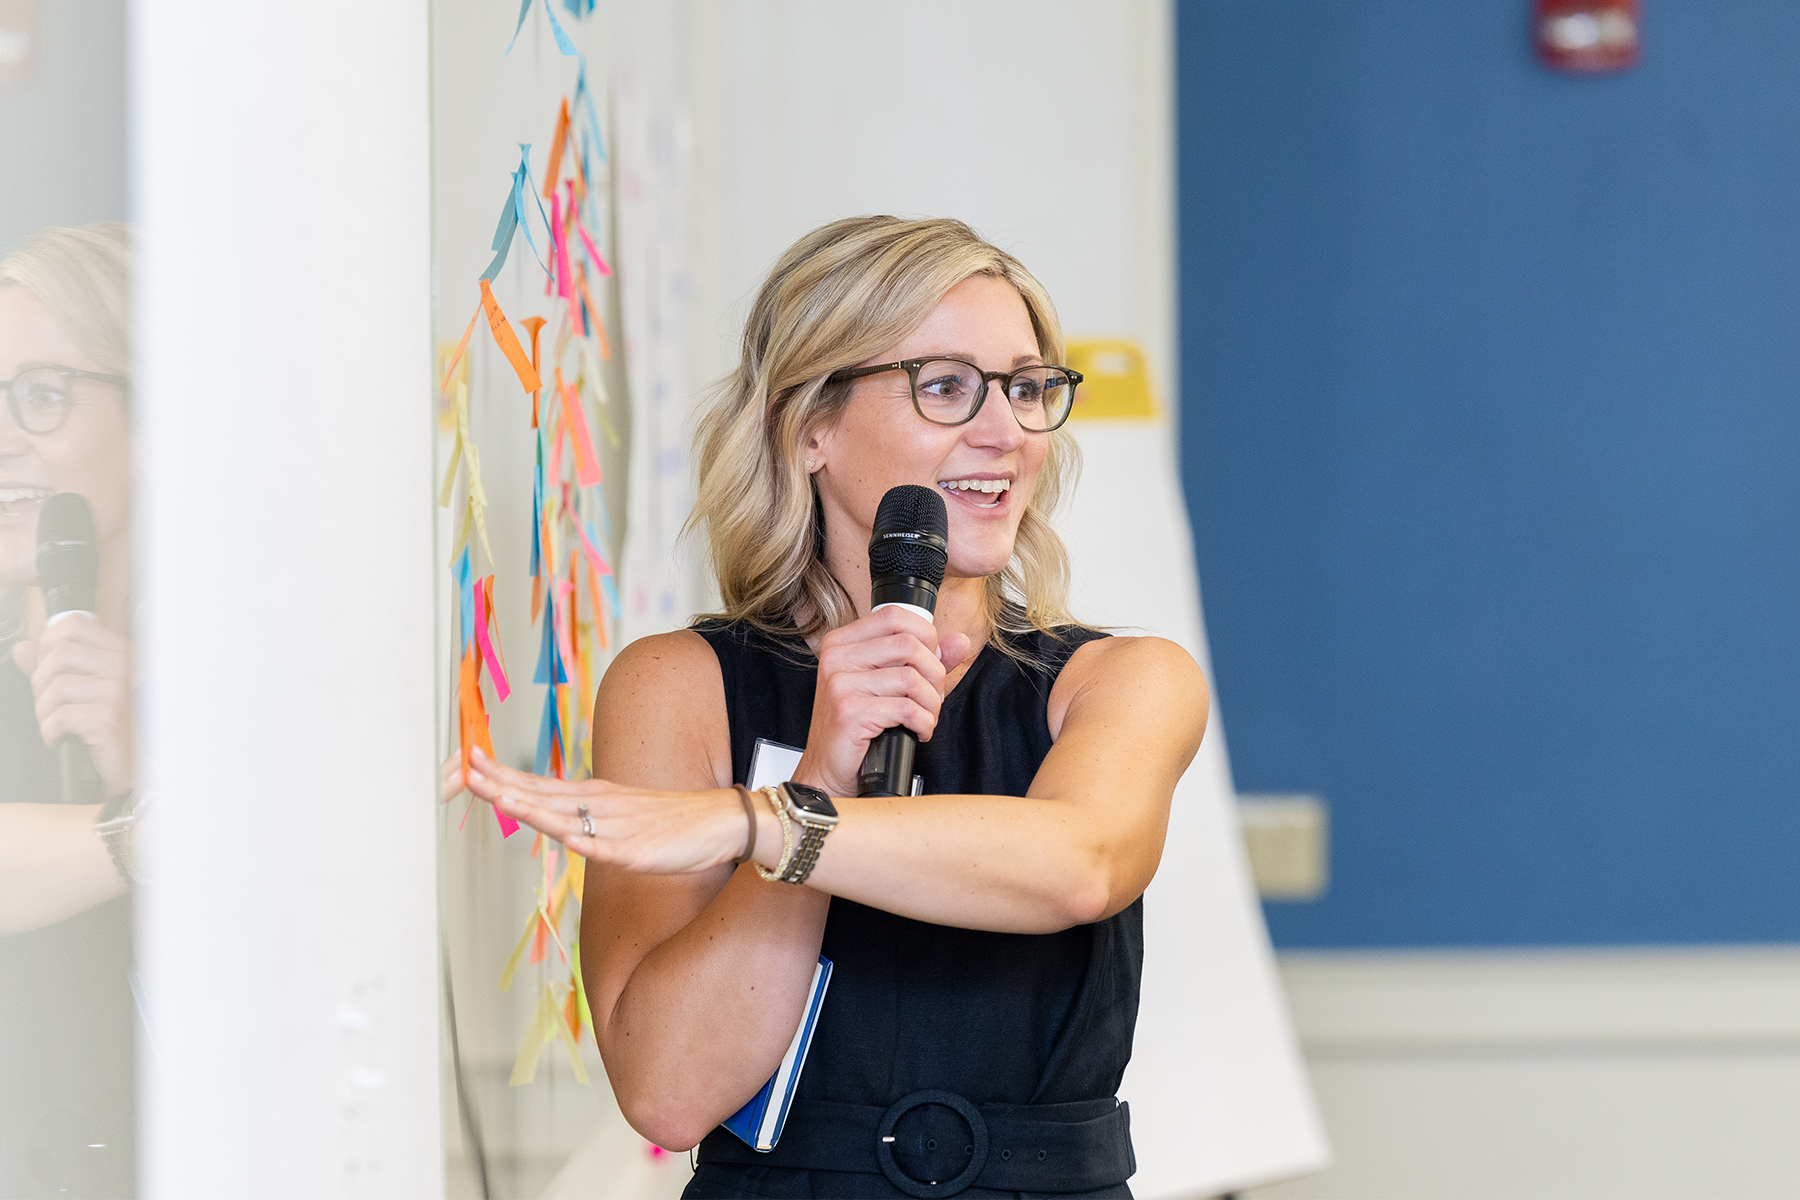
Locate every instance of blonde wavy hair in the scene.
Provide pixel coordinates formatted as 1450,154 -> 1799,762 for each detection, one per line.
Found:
0,223 -> 131,377
689,216 -> 1083,652
0,224 -> 131,644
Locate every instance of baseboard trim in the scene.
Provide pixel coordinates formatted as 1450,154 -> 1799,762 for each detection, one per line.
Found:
1275,944 -> 1800,1053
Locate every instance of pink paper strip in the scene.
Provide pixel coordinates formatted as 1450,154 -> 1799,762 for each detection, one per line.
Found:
574,516 -> 613,577
473,576 -> 511,703
572,195 -> 612,276
552,192 -> 575,307
560,377 -> 603,487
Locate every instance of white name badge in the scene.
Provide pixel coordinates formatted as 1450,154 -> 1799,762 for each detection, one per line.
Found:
749,736 -> 921,795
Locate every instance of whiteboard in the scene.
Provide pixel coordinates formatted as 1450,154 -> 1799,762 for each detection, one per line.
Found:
1062,420 -> 1329,1197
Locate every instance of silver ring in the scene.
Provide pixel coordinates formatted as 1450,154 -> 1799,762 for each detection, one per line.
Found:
578,805 -> 594,837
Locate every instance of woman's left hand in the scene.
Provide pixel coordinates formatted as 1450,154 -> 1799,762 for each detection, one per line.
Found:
463,747 -> 750,874
13,614 -> 134,795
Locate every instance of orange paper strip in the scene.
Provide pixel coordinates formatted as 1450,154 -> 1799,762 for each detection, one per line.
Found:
584,555 -> 609,651
573,131 -> 588,206
543,98 -> 572,199
484,576 -> 510,682
562,987 -> 580,1042
523,315 -> 547,428
530,910 -> 548,966
479,279 -> 543,394
440,305 -> 481,395
457,644 -> 495,791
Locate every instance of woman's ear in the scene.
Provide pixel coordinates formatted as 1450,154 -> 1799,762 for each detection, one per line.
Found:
804,427 -> 829,474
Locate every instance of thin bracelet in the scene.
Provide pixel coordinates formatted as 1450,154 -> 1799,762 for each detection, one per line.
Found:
730,785 -> 758,865
755,784 -> 793,882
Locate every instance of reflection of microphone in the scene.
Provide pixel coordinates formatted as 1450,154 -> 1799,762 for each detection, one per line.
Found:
37,493 -> 104,805
857,485 -> 949,798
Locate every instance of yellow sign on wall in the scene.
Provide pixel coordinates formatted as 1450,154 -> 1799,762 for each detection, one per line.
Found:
1065,338 -> 1156,421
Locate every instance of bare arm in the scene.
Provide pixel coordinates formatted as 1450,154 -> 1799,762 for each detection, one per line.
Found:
465,624 -> 1206,1144
788,635 -> 1204,932
0,804 -> 125,935
1,617 -> 135,934
576,631 -> 829,1150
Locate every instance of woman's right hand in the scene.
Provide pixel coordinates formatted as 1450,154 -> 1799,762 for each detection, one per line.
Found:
13,614 -> 135,796
794,606 -> 971,797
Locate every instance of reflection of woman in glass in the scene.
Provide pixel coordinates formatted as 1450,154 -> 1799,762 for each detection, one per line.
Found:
0,224 -> 138,1199
468,217 -> 1207,1198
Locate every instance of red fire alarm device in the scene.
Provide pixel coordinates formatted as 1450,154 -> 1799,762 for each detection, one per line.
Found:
1534,0 -> 1641,73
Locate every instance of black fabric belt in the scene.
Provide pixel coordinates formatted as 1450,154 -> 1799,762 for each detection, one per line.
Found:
696,1091 -> 1134,1198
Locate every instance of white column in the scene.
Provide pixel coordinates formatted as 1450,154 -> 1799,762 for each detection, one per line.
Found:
131,2 -> 441,1195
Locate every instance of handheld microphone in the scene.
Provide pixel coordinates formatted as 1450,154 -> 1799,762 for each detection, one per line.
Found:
857,485 -> 949,798
36,493 -> 104,805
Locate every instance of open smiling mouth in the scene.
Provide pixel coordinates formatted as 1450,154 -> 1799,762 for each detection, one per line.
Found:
937,478 -> 1010,509
0,488 -> 52,519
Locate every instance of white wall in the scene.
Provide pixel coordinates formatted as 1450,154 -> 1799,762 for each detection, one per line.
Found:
1248,947 -> 1800,1200
0,0 -> 128,252
133,2 -> 441,1195
683,0 -> 1177,408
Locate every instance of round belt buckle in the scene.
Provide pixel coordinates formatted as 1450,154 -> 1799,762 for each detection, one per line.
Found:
874,1089 -> 988,1199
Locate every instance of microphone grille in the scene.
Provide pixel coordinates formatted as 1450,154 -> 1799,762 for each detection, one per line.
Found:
872,484 -> 949,541
37,493 -> 99,608
869,485 -> 948,587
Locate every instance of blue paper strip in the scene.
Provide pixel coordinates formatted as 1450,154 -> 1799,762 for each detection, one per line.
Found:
532,599 -> 569,686
456,546 -> 474,656
504,0 -> 532,55
534,603 -> 556,683
574,59 -> 607,162
506,0 -> 575,56
541,0 -> 577,55
480,181 -> 520,282
510,157 -> 551,281
534,686 -> 559,775
519,147 -> 556,275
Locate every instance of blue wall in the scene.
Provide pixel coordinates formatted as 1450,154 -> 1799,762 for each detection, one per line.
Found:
1178,1 -> 1800,947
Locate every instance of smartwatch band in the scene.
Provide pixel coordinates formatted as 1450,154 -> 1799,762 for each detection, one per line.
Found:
94,789 -> 144,885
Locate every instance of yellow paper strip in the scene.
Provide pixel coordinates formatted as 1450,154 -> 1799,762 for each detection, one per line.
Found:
550,983 -> 591,1084
509,986 -> 555,1086
498,897 -> 541,992
569,936 -> 593,1035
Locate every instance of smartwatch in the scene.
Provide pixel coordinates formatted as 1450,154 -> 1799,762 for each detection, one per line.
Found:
94,789 -> 144,885
774,781 -> 839,885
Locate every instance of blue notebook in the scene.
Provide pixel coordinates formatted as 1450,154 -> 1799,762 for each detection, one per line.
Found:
723,954 -> 832,1152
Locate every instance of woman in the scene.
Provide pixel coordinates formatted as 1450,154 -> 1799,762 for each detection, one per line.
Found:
0,223 -> 139,1197
467,216 -> 1206,1199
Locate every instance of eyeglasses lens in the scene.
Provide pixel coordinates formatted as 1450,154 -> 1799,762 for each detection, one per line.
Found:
9,369 -> 75,434
913,360 -> 1074,431
1006,367 -> 1074,432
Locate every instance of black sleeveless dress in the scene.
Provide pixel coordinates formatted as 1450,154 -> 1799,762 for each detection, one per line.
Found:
687,620 -> 1141,1200
0,620 -> 138,1199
